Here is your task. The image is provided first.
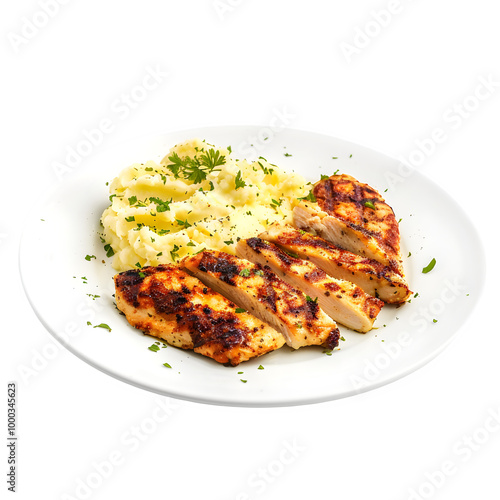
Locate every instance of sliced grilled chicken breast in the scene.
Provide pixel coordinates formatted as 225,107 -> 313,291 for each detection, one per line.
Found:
114,264 -> 285,366
236,237 -> 383,333
294,174 -> 404,276
260,223 -> 411,303
182,251 -> 340,350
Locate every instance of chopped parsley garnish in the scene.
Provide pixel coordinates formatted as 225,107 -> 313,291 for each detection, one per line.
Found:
258,365 -> 264,370
270,198 -> 282,210
170,244 -> 180,261
320,174 -> 330,180
258,161 -> 274,175
93,323 -> 112,332
235,308 -> 246,313
128,195 -> 137,205
235,170 -> 246,190
239,268 -> 251,277
224,239 -> 234,245
186,241 -> 196,247
422,258 -> 436,274
149,197 -> 172,213
104,244 -> 114,258
284,152 -> 292,157
135,262 -> 142,268
240,379 -> 247,383
138,272 -> 146,278
163,362 -> 172,368
298,190 -> 316,203
175,218 -> 192,229
305,295 -> 318,303
148,344 -> 160,352
283,249 -> 300,259
364,201 -> 376,209
85,254 -> 96,261
125,216 -> 135,222
323,349 -> 333,356
86,294 -> 100,300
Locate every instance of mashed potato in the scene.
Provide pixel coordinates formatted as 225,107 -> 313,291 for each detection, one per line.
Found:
101,139 -> 311,271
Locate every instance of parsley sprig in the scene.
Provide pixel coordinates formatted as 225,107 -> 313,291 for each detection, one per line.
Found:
166,148 -> 226,184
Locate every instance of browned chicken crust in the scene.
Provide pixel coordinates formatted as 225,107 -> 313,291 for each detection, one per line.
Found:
114,264 -> 285,366
237,237 -> 384,332
309,174 -> 404,275
260,223 -> 411,303
182,251 -> 340,350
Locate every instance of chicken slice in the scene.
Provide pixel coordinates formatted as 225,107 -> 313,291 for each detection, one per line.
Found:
260,223 -> 411,303
182,251 -> 340,350
114,264 -> 286,366
294,174 -> 404,276
236,237 -> 383,333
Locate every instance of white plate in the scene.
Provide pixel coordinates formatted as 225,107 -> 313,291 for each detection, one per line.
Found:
19,126 -> 485,407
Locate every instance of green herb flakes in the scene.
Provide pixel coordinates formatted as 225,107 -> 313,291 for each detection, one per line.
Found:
93,323 -> 112,332
235,170 -> 246,190
422,258 -> 436,274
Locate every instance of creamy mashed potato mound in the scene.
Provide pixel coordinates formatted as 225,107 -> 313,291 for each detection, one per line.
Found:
101,139 -> 310,271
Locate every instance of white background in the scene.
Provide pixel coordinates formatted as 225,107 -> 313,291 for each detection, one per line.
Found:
2,1 -> 499,499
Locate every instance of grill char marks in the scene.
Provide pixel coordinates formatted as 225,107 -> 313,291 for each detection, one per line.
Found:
197,253 -> 240,286
260,223 -> 411,304
236,237 -> 384,333
182,250 -> 340,350
313,175 -> 398,249
294,174 -> 404,276
114,265 -> 285,366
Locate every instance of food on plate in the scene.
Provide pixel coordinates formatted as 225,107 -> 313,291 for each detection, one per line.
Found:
293,174 -> 404,276
101,139 -> 310,272
182,250 -> 340,350
235,237 -> 384,333
260,223 -> 411,303
114,264 -> 286,366
102,139 -> 412,367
